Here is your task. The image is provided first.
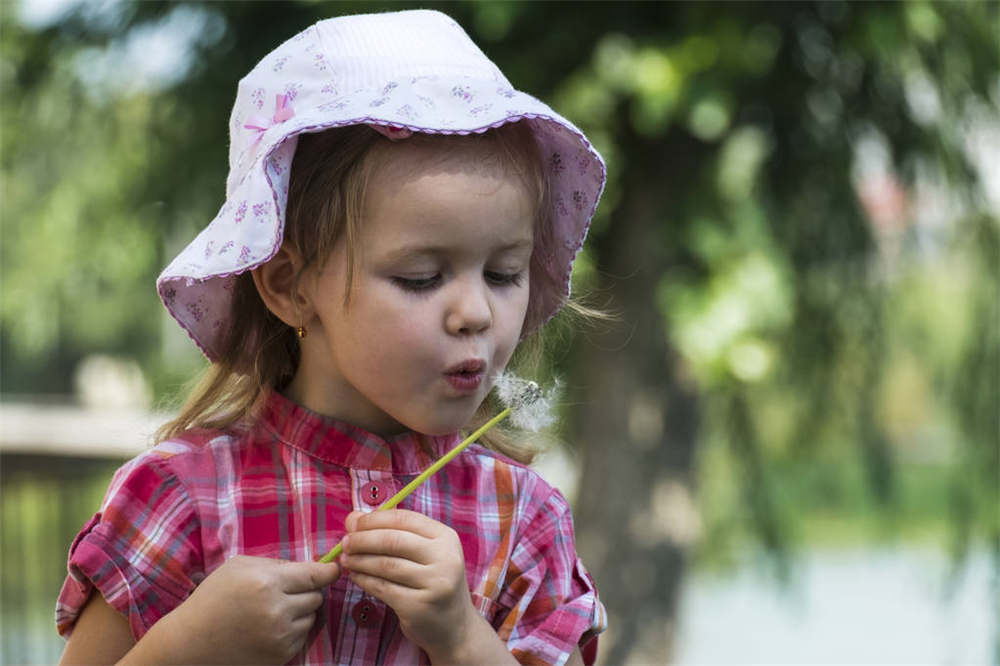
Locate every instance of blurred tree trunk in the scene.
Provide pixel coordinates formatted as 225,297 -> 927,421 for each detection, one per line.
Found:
571,160 -> 701,664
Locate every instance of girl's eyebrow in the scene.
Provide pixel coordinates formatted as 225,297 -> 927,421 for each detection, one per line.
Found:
380,238 -> 534,263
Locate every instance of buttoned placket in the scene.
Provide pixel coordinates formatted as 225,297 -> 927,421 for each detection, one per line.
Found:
347,471 -> 401,634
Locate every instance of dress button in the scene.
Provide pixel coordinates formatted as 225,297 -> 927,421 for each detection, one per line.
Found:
352,598 -> 380,627
361,481 -> 391,506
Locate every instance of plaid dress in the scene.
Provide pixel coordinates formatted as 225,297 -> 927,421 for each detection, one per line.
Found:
56,391 -> 606,665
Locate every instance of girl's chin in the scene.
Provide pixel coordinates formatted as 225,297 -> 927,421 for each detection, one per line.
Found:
367,390 -> 486,437
400,418 -> 472,437
392,408 -> 482,437
361,414 -> 471,438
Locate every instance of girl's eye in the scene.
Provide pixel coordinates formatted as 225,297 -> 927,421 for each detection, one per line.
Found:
486,271 -> 525,287
392,275 -> 441,291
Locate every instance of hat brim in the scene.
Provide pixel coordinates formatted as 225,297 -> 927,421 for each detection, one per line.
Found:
158,76 -> 605,361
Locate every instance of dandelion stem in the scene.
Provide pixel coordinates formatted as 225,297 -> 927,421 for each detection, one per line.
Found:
318,406 -> 512,563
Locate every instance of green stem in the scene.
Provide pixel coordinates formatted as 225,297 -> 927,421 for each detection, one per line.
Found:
318,406 -> 513,563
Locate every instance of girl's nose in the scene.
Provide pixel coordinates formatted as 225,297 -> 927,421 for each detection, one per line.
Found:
445,280 -> 492,335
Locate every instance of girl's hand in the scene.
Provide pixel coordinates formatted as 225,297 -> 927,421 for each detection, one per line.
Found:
340,510 -> 486,662
166,555 -> 340,665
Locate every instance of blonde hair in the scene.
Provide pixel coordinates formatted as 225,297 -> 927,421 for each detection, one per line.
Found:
157,122 -> 568,463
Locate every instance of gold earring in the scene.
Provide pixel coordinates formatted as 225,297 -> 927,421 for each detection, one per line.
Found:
296,326 -> 307,339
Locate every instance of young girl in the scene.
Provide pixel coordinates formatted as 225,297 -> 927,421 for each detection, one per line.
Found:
56,9 -> 606,665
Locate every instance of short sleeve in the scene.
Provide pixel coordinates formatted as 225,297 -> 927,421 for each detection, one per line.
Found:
494,488 -> 608,666
55,452 -> 202,640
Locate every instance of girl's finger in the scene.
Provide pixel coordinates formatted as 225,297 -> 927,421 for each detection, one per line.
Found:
340,553 -> 424,588
342,528 -> 433,564
347,509 -> 443,539
348,570 -> 417,608
287,589 -> 325,619
287,614 -> 318,649
280,561 -> 341,593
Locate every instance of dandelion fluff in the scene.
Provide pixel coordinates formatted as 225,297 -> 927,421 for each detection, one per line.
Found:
493,371 -> 559,431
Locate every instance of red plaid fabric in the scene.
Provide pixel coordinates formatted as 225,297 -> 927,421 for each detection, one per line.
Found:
56,391 -> 606,665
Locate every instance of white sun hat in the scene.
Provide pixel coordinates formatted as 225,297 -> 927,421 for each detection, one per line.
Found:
157,9 -> 606,360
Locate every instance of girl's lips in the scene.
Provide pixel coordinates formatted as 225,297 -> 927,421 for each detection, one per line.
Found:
445,371 -> 483,391
444,359 -> 485,392
445,359 -> 485,374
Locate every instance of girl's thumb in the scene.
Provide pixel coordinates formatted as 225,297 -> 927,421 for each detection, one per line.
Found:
299,560 -> 341,589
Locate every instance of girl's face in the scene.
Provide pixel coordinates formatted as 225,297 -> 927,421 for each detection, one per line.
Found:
290,140 -> 534,436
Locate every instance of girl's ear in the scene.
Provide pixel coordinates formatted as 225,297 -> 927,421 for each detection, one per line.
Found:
251,244 -> 312,327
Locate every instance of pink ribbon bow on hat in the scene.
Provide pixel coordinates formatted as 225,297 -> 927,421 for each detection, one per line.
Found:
243,93 -> 296,147
369,124 -> 413,141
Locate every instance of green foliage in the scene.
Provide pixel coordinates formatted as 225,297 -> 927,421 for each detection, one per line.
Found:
2,11 -> 166,392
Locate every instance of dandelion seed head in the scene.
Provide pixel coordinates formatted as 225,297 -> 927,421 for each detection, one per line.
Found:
493,372 -> 560,431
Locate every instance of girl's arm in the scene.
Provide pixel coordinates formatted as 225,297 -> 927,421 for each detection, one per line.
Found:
58,556 -> 340,665
58,593 -> 134,665
60,595 -> 584,666
59,593 -> 213,665
428,611 -> 585,664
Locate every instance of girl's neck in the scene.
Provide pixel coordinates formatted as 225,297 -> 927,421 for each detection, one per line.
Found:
282,371 -> 410,439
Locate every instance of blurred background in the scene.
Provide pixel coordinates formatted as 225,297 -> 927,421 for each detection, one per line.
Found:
2,1 -> 998,664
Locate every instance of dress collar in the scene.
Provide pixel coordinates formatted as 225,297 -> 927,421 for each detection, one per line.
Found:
256,390 -> 461,474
